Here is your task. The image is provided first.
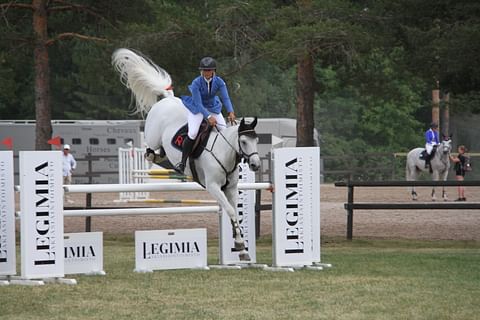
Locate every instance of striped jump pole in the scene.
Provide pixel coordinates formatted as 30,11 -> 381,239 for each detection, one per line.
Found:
132,169 -> 177,175
132,174 -> 192,180
126,199 -> 217,205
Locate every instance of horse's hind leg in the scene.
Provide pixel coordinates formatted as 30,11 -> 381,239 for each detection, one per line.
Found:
406,165 -> 418,200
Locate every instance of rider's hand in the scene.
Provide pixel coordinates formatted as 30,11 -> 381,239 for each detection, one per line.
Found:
207,115 -> 217,127
227,112 -> 236,124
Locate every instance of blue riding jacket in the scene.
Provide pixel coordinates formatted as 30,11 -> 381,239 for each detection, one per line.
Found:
180,75 -> 234,118
425,129 -> 439,145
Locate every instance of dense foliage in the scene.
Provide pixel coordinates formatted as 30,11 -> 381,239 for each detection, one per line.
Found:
1,0 -> 479,155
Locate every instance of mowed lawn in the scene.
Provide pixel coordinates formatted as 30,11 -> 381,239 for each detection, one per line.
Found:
1,236 -> 479,320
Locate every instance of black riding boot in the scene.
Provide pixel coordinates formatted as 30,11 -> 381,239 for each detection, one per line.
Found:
424,152 -> 430,168
175,136 -> 194,174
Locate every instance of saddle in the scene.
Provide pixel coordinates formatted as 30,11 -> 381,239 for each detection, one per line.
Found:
419,145 -> 437,160
170,120 -> 212,159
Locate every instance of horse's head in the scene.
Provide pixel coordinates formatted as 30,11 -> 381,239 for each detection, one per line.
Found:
441,137 -> 453,155
238,117 -> 261,171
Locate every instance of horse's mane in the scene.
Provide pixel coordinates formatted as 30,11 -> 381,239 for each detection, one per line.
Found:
112,48 -> 173,116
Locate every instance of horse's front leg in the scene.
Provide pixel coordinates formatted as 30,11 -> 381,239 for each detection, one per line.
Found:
206,183 -> 250,261
431,171 -> 440,201
224,185 -> 251,261
441,170 -> 449,201
411,187 -> 418,201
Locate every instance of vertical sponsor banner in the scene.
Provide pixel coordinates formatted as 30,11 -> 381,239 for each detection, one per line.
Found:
272,147 -> 320,267
0,151 -> 16,276
310,148 -> 321,263
20,151 -> 64,279
135,229 -> 207,271
220,162 -> 256,264
64,232 -> 103,275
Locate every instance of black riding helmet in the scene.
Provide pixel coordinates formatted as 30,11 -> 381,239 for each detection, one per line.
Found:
430,122 -> 438,129
199,57 -> 217,70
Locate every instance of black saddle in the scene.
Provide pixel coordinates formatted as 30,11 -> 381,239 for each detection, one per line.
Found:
420,145 -> 437,160
171,120 -> 212,158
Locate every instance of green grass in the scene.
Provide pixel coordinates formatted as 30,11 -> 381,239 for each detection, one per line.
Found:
1,236 -> 479,320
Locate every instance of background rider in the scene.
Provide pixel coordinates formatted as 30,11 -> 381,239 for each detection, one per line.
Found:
425,122 -> 440,168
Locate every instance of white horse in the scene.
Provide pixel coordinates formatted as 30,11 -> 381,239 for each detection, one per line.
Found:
406,138 -> 452,201
112,48 -> 261,261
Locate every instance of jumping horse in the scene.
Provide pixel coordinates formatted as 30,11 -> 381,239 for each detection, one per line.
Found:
405,138 -> 452,201
112,48 -> 261,261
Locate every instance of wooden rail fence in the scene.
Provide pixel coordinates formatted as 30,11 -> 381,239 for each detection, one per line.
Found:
334,180 -> 480,240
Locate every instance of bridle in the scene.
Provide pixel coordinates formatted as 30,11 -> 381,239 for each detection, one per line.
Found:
436,140 -> 452,168
236,128 -> 259,164
204,125 -> 258,177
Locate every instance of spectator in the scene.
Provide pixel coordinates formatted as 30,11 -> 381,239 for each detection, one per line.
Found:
450,145 -> 469,201
62,144 -> 77,203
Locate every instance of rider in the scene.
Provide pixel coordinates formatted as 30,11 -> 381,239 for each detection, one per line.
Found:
425,121 -> 440,168
175,57 -> 236,174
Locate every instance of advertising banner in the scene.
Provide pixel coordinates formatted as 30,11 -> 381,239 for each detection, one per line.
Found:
64,232 -> 103,275
0,151 -> 15,276
272,147 -> 320,267
135,229 -> 207,271
20,151 -> 64,279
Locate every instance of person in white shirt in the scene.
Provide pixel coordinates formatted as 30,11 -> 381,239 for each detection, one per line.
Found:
62,144 -> 77,203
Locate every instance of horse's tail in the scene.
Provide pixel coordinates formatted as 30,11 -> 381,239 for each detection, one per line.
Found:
112,48 -> 172,116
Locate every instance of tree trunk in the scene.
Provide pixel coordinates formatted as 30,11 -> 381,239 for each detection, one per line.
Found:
296,52 -> 315,147
443,92 -> 450,137
33,0 -> 52,150
432,88 -> 440,132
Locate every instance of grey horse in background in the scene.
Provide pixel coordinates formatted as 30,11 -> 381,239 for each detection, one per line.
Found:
406,138 -> 452,201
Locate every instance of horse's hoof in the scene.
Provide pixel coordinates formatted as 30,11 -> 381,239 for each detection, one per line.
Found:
144,152 -> 155,162
234,241 -> 245,251
239,252 -> 251,261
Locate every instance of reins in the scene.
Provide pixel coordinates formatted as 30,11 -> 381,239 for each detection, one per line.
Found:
203,130 -> 240,178
202,125 -> 258,179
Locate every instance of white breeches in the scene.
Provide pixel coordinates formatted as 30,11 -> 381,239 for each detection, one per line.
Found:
187,111 -> 226,139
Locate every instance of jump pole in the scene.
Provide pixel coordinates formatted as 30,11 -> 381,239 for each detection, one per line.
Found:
64,182 -> 272,193
62,206 -> 220,217
126,199 -> 217,205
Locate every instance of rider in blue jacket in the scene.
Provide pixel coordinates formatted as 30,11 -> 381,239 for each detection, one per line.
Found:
425,122 -> 440,168
176,57 -> 236,173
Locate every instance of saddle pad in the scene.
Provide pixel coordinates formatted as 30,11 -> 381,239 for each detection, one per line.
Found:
419,146 -> 437,160
419,150 -> 427,160
170,121 -> 212,159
